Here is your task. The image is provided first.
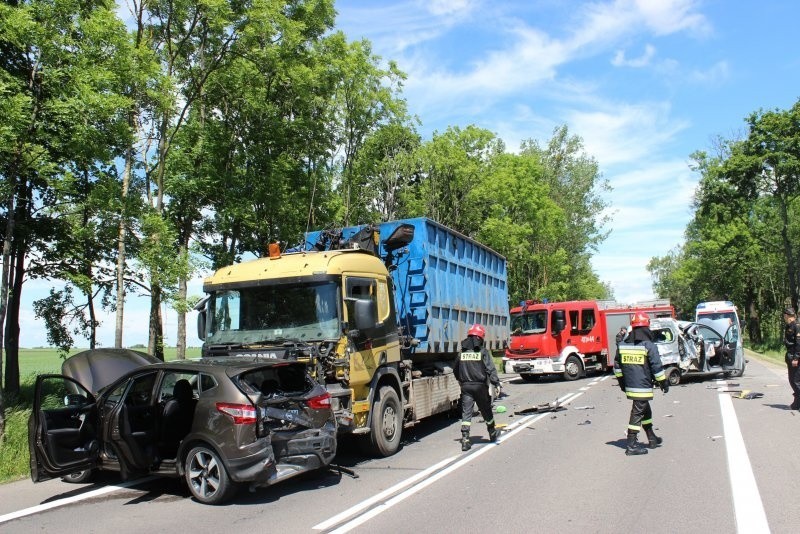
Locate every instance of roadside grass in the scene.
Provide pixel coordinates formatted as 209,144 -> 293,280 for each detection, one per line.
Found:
1,347 -> 201,484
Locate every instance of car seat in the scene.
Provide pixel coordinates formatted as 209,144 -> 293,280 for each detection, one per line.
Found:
160,379 -> 197,458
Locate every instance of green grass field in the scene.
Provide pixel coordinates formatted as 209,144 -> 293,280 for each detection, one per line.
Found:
1,347 -> 201,484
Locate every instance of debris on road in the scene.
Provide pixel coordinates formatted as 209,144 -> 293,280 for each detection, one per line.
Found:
577,420 -> 591,425
708,435 -> 723,441
732,390 -> 763,399
514,399 -> 564,415
573,405 -> 595,410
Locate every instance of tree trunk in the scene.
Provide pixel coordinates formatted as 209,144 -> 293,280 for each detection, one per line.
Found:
148,281 -> 164,360
177,271 -> 187,360
115,143 -> 134,348
745,287 -> 761,345
4,243 -> 25,396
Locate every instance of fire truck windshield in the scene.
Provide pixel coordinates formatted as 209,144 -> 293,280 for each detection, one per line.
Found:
511,311 -> 547,335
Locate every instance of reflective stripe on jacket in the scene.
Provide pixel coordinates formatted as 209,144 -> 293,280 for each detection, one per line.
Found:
613,340 -> 665,400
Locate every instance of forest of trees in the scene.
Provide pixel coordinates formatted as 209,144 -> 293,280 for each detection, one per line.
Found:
0,0 -> 614,438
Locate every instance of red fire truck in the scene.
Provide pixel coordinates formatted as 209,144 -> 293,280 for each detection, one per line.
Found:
503,299 -> 675,381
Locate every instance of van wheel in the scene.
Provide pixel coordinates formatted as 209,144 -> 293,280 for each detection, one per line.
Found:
185,445 -> 239,505
726,360 -> 746,378
563,355 -> 582,381
362,386 -> 402,457
666,367 -> 681,386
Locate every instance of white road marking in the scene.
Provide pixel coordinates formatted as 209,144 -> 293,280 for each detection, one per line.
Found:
718,389 -> 770,533
0,476 -> 158,525
315,391 -> 585,533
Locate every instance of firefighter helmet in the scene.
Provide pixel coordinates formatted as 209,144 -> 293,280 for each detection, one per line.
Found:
467,324 -> 486,339
630,312 -> 650,328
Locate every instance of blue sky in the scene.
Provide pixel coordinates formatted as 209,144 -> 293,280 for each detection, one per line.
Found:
19,0 -> 800,348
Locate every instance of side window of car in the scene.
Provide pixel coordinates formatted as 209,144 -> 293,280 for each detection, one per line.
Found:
124,373 -> 157,407
105,380 -> 129,408
200,373 -> 217,393
158,372 -> 199,403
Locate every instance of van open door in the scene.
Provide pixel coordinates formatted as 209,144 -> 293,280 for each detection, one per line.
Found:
721,324 -> 743,372
28,375 -> 99,482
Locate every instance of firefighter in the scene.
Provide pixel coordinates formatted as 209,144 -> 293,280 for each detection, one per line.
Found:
782,307 -> 800,410
614,312 -> 668,456
454,323 -> 501,451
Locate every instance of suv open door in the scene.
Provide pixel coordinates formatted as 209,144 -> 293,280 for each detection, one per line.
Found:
28,375 -> 100,482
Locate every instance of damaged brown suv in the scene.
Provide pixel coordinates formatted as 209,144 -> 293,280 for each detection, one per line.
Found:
28,355 -> 337,504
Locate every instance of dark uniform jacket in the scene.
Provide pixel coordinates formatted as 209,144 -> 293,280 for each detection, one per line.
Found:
454,337 -> 500,386
614,334 -> 666,400
784,320 -> 800,363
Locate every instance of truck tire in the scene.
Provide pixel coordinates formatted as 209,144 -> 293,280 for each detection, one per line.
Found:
363,386 -> 402,457
563,355 -> 582,381
666,367 -> 681,386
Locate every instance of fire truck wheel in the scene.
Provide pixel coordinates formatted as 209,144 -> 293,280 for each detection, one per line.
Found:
362,386 -> 402,457
666,367 -> 681,386
563,355 -> 582,381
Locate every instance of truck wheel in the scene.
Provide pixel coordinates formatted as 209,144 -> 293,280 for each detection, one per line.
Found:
363,386 -> 402,457
666,367 -> 681,386
185,445 -> 239,505
563,355 -> 582,381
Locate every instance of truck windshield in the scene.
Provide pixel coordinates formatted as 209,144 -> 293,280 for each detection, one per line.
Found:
206,282 -> 340,345
510,311 -> 547,335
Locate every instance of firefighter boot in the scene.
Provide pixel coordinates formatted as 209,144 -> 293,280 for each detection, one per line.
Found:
644,425 -> 663,449
625,431 -> 648,456
488,422 -> 498,443
461,427 -> 471,451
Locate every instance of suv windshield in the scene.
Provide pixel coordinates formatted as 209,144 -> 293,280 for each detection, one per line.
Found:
206,282 -> 340,345
511,311 -> 547,335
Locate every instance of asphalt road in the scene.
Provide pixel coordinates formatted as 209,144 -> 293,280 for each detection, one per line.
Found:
1,351 -> 797,533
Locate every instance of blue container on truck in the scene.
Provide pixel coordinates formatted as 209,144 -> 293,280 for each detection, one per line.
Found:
304,217 -> 509,358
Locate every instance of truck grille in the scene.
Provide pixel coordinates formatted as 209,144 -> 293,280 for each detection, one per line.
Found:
507,348 -> 538,357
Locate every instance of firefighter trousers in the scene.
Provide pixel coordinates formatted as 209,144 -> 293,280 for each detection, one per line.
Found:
627,399 -> 652,433
459,382 -> 494,428
787,360 -> 800,404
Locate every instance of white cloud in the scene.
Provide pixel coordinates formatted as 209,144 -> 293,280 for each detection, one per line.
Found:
689,60 -> 730,85
423,0 -> 478,17
612,44 -> 656,67
564,101 -> 690,166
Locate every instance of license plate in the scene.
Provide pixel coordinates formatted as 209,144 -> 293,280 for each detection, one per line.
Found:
533,359 -> 551,367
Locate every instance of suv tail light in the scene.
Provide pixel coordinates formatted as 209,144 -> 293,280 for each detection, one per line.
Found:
306,391 -> 331,410
216,402 -> 258,424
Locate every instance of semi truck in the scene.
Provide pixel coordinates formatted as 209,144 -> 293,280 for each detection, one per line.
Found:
502,299 -> 675,381
195,217 -> 509,456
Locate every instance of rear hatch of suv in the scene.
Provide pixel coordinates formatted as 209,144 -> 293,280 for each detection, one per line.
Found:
235,362 -> 337,482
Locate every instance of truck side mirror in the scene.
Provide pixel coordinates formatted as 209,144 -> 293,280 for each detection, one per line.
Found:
197,310 -> 206,340
194,297 -> 209,340
552,310 -> 566,334
352,298 -> 377,332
